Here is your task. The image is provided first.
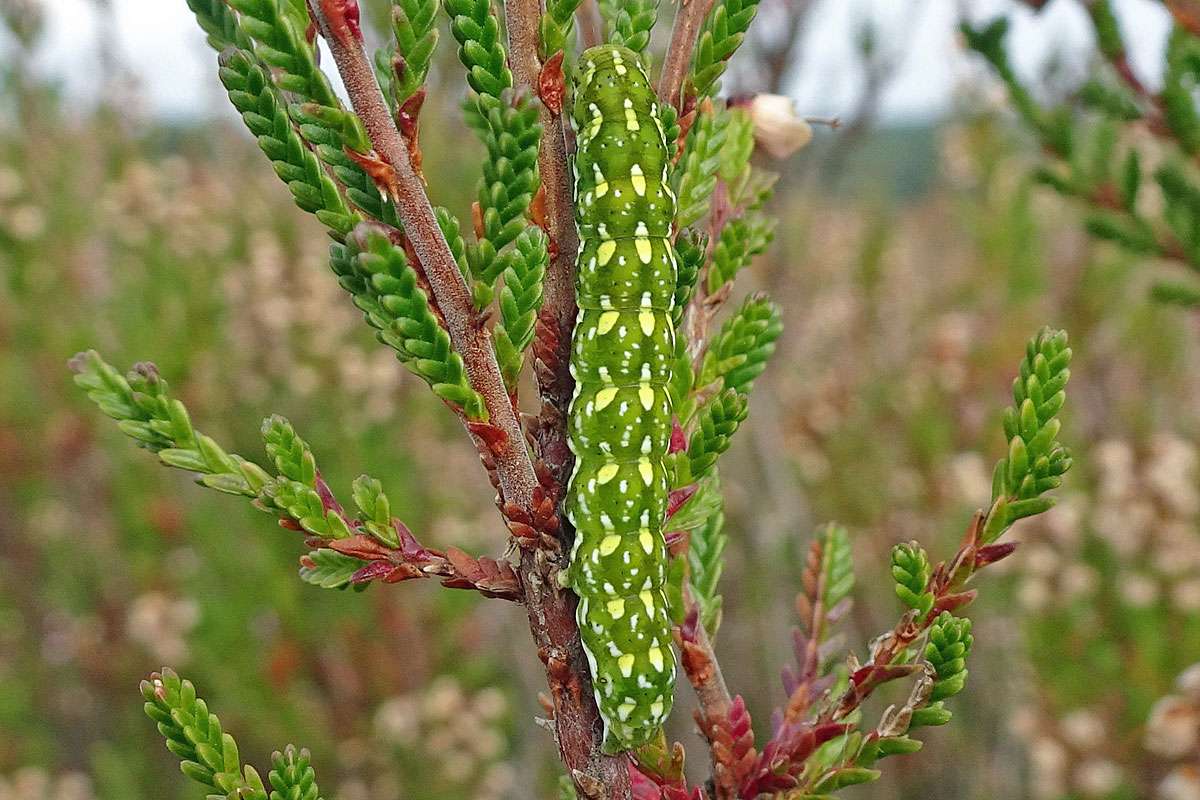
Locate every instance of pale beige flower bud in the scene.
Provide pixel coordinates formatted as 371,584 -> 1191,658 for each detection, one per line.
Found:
749,94 -> 813,159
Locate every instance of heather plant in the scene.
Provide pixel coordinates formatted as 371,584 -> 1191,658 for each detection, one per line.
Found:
1002,434 -> 1200,799
66,1 -> 1077,798
963,0 -> 1200,309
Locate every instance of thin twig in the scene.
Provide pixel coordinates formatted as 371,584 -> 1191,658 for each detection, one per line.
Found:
507,0 -> 581,490
657,0 -> 714,107
577,0 -> 605,49
678,586 -> 733,719
677,584 -> 735,795
306,0 -> 540,512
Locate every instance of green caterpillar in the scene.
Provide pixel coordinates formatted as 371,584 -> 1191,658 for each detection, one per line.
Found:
565,45 -> 678,753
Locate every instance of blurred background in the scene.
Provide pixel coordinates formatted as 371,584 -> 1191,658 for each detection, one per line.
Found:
3,0 -> 1200,798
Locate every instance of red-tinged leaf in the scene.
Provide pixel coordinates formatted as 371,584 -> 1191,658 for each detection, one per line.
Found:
397,88 -> 425,136
391,519 -> 426,558
669,417 -> 687,454
538,51 -> 566,115
397,88 -> 426,176
345,147 -> 399,198
664,529 -> 689,558
328,534 -> 392,561
508,522 -> 539,545
383,563 -> 425,582
350,560 -> 398,584
471,200 -> 486,240
443,547 -> 521,599
530,184 -> 549,229
313,470 -> 344,516
278,517 -> 303,531
678,604 -> 701,644
704,695 -> 757,796
667,484 -> 698,518
851,663 -> 920,690
630,766 -> 663,800
975,541 -> 1018,567
467,420 -> 508,455
319,0 -> 362,42
931,590 -> 977,616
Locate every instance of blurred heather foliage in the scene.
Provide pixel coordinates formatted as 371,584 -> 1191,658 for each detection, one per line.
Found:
964,0 -> 1200,310
1,0 -> 1199,799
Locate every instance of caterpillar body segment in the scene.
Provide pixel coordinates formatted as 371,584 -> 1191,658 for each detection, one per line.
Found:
566,45 -> 679,753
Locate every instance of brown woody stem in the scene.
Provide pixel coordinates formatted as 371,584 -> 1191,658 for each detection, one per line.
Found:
502,1 -> 632,796
677,585 -> 735,795
657,0 -> 715,107
577,0 -> 605,49
306,0 -> 539,512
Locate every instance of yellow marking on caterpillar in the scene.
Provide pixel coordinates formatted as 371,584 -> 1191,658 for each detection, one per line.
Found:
618,653 -> 635,677
630,164 -> 647,196
597,463 -> 619,484
595,386 -> 618,410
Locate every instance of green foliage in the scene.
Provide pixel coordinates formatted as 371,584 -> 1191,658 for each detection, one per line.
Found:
674,106 -> 730,228
966,9 -> 1200,304
686,390 -> 748,481
672,231 -> 707,328
603,0 -> 659,56
339,225 -> 488,419
707,214 -> 776,294
258,416 -> 356,539
141,668 -> 264,795
687,0 -> 762,100
541,0 -> 583,58
960,18 -> 1058,152
387,0 -> 441,106
352,475 -> 402,547
983,328 -> 1072,543
907,613 -> 974,729
70,351 -> 363,540
698,295 -> 783,396
298,548 -> 367,589
717,107 -> 778,211
688,502 -> 728,635
186,0 -> 252,51
290,102 -> 399,226
70,352 -> 269,498
925,613 -> 973,703
466,95 -> 543,291
890,542 -> 933,617
226,0 -> 337,107
262,415 -> 319,486
224,0 -> 401,226
493,227 -> 549,388
141,669 -> 324,799
1152,279 -> 1200,307
218,49 -> 358,239
444,0 -> 542,321
1162,28 -> 1200,155
817,523 -> 854,612
444,0 -> 513,99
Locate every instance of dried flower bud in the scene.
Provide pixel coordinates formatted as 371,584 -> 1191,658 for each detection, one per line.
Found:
748,94 -> 813,159
1146,695 -> 1200,758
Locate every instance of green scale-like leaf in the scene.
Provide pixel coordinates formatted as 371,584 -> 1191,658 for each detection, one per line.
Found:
564,45 -> 679,754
